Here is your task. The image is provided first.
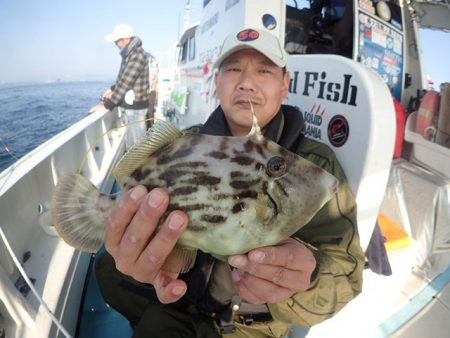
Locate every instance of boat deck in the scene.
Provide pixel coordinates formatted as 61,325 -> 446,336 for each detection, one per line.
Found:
76,249 -> 133,338
75,241 -> 450,338
307,243 -> 450,338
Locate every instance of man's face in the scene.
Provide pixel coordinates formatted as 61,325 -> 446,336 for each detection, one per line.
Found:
115,38 -> 130,49
214,48 -> 290,136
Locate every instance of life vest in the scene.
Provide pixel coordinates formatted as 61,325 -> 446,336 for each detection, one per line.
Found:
416,90 -> 440,140
436,83 -> 450,148
393,97 -> 406,158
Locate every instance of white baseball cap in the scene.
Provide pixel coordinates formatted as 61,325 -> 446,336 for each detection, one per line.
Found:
105,24 -> 134,42
214,28 -> 288,69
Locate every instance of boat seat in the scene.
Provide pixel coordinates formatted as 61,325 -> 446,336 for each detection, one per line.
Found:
286,54 -> 396,249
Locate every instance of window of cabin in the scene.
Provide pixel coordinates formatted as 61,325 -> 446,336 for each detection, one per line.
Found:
285,0 -> 354,58
179,40 -> 188,64
188,35 -> 196,61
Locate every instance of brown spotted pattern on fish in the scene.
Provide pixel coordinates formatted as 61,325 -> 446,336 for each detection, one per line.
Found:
52,117 -> 339,273
171,186 -> 198,197
206,151 -> 229,160
231,155 -> 255,166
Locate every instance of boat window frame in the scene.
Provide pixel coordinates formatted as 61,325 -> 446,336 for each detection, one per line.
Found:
188,35 -> 196,61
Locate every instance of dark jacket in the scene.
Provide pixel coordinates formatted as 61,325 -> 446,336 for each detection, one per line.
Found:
104,37 -> 150,110
181,105 -> 364,327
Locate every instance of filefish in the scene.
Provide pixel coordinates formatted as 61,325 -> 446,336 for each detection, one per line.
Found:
51,109 -> 339,273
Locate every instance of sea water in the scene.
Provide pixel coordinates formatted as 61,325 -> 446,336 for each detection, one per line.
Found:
0,81 -> 110,172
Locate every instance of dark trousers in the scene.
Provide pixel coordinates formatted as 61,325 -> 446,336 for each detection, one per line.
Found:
95,252 -> 221,338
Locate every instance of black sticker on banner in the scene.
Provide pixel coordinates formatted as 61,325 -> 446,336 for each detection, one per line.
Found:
328,115 -> 349,147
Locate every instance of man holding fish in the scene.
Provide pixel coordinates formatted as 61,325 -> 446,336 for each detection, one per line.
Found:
94,28 -> 365,337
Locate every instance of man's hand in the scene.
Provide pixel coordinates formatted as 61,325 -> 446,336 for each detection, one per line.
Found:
102,89 -> 113,100
228,238 -> 317,304
89,103 -> 107,113
105,186 -> 189,304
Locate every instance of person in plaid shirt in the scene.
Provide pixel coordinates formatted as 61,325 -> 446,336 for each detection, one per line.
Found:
92,23 -> 150,146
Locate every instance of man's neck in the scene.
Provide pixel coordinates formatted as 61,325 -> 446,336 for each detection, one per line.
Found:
228,125 -> 251,137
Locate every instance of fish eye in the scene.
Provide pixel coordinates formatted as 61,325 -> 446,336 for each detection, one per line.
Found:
266,156 -> 287,177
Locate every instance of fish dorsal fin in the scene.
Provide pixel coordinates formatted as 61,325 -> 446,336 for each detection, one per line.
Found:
247,99 -> 263,140
113,120 -> 183,186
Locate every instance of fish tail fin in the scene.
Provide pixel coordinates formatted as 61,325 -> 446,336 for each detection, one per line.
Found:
51,172 -> 111,253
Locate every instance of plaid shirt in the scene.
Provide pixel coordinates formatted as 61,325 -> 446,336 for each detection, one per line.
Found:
105,37 -> 150,110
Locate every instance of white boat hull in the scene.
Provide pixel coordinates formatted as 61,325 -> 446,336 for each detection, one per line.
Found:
0,108 -> 125,338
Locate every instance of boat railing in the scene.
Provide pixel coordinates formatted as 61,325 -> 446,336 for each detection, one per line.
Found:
0,107 -> 125,338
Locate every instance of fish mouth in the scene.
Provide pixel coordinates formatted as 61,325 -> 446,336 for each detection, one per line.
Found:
265,191 -> 279,219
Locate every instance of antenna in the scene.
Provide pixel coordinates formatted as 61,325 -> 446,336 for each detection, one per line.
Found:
184,0 -> 191,30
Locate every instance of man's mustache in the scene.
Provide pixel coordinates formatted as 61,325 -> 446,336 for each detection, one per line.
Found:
233,95 -> 262,105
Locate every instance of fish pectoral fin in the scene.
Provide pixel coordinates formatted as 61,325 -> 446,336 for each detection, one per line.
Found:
161,245 -> 197,274
112,120 -> 183,186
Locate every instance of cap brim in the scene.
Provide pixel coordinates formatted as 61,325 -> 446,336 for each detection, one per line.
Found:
213,44 -> 287,70
105,33 -> 116,43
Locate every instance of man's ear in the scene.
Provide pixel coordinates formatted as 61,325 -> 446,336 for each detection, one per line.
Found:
214,71 -> 219,85
282,71 -> 291,102
214,70 -> 220,91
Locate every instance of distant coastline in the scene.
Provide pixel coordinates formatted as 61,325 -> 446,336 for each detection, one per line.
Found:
0,77 -> 115,90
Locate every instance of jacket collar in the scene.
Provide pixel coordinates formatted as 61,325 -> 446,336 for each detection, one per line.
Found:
200,105 -> 304,150
120,37 -> 141,58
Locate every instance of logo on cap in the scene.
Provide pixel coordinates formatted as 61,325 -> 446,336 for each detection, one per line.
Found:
262,14 -> 277,30
236,29 -> 260,42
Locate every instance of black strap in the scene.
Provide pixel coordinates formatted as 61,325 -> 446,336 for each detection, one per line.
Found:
235,302 -> 270,315
119,278 -> 156,299
216,301 -> 273,332
237,312 -> 273,325
217,306 -> 236,334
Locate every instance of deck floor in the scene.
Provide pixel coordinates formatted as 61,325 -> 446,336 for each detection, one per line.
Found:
306,243 -> 450,338
76,252 -> 133,338
76,242 -> 450,338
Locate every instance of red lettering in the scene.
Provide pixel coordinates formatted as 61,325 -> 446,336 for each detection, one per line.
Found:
238,30 -> 249,40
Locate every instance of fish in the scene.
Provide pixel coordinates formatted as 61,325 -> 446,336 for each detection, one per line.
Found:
51,106 -> 339,273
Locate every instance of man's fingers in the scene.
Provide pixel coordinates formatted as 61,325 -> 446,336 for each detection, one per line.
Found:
248,238 -> 316,272
228,238 -> 316,291
153,271 -> 187,304
89,103 -> 107,113
105,185 -> 148,255
233,269 -> 295,304
116,189 -> 169,272
132,210 -> 188,282
231,269 -> 264,304
229,256 -> 310,291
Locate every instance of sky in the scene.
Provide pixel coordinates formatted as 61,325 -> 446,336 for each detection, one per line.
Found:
0,0 -> 449,87
419,28 -> 450,89
0,0 -> 203,84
